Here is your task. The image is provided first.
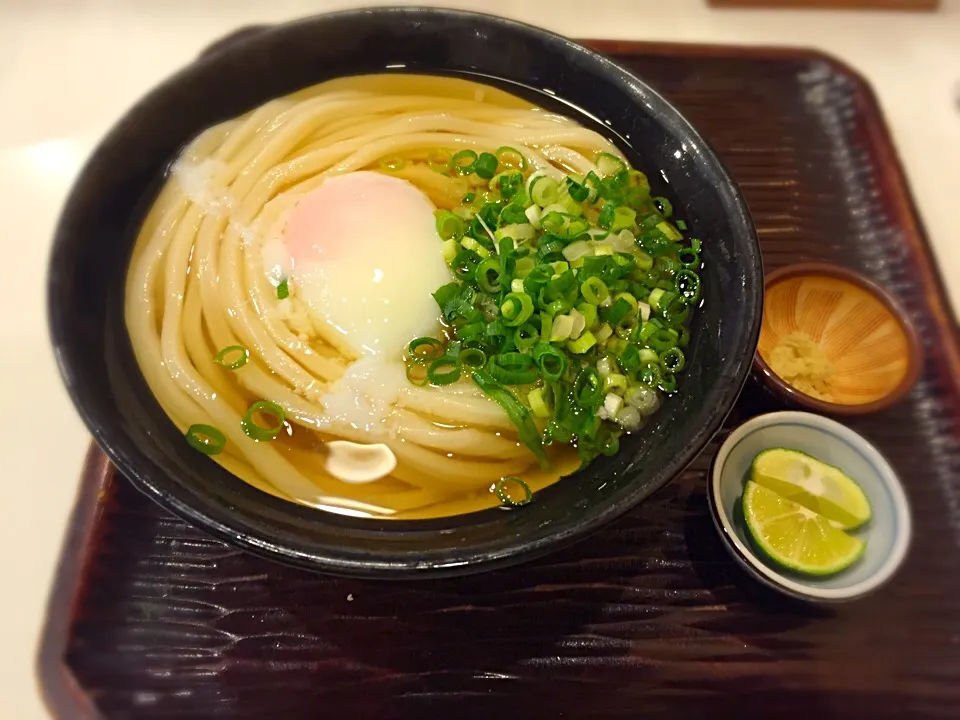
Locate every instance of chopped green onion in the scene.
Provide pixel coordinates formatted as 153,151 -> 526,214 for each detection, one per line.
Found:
595,323 -> 613,345
528,387 -> 551,418
635,250 -> 654,271
406,363 -> 428,386
550,313 -> 574,342
611,206 -> 637,232
649,329 -> 677,353
638,363 -> 663,388
380,155 -> 405,172
494,476 -> 533,507
428,149 -> 452,173
596,152 -> 627,177
241,400 -> 285,442
600,432 -> 620,456
530,175 -> 560,206
638,348 -> 660,366
495,146 -> 527,171
654,196 -> 673,217
458,347 -> 487,370
461,237 -> 490,258
606,296 -> 633,326
541,212 -> 590,239
514,256 -> 536,279
408,154 -> 702,470
451,149 -> 478,175
565,176 -> 589,203
678,248 -> 699,268
660,347 -> 686,373
474,152 -> 498,180
568,331 -> 597,354
428,356 -> 461,386
475,257 -> 503,294
656,221 -> 682,242
185,424 -> 226,455
452,249 -> 482,281
597,202 -> 616,230
658,372 -> 678,393
276,279 -> 289,300
514,322 -> 540,352
647,287 -> 666,311
500,292 -> 534,327
441,238 -> 458,263
214,345 -> 249,370
488,352 -> 539,385
574,367 -> 603,409
436,211 -> 465,240
408,337 -> 445,363
619,344 -> 642,373
660,297 -> 689,327
492,172 -> 524,201
604,373 -> 629,392
472,370 -> 547,468
676,269 -> 702,304
581,276 -> 609,305
576,302 -> 598,330
533,343 -> 567,381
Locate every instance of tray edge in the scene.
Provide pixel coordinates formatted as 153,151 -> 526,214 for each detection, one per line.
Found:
36,445 -> 113,720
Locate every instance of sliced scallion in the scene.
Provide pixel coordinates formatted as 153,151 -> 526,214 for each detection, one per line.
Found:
428,149 -> 452,173
241,400 -> 285,442
495,146 -> 527,171
472,370 -> 547,468
408,337 -> 445,363
474,152 -> 498,180
436,210 -> 465,240
451,149 -> 478,176
185,424 -> 226,455
380,155 -> 405,172
458,347 -> 487,370
214,345 -> 249,370
428,356 -> 461,386
494,476 -> 533,507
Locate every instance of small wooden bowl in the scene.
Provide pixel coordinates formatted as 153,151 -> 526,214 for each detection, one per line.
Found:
754,263 -> 921,415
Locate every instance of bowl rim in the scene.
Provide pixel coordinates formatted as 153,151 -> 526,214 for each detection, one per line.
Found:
753,262 -> 922,416
47,6 -> 763,577
709,410 -> 911,601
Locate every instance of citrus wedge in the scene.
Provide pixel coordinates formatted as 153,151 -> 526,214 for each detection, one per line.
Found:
742,481 -> 866,576
751,448 -> 871,530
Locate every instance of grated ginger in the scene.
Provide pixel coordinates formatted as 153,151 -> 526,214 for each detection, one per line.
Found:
768,332 -> 834,401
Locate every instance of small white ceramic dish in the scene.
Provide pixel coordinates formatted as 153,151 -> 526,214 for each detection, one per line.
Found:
709,411 -> 910,602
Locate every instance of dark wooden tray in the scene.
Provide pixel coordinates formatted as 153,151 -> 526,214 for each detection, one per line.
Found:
39,40 -> 960,719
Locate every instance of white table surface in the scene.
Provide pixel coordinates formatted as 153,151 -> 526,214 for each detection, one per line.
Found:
1,1 -> 958,716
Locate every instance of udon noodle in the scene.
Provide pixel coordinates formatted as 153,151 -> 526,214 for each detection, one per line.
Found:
126,75 -> 698,519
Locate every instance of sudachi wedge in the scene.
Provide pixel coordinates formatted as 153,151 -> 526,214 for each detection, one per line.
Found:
742,482 -> 866,576
751,448 -> 872,530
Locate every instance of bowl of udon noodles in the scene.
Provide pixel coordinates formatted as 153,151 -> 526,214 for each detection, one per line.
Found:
48,8 -> 762,577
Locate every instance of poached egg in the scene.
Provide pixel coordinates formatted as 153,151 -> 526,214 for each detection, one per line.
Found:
270,171 -> 452,483
283,171 -> 451,357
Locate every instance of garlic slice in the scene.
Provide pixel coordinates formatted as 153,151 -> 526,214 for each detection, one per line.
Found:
324,441 -> 397,484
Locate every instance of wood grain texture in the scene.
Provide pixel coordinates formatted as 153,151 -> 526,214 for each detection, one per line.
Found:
39,41 -> 960,719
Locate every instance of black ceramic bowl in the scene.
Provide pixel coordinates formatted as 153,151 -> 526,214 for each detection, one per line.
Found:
48,8 -> 762,578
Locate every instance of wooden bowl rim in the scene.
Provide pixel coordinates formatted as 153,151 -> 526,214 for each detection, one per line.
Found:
753,262 -> 922,416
